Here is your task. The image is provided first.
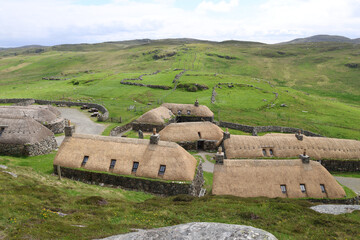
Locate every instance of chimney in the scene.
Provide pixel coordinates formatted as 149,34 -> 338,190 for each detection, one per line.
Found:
215,147 -> 224,165
299,149 -> 310,164
295,129 -> 303,141
223,128 -> 230,140
64,120 -> 75,137
150,128 -> 160,144
194,99 -> 199,107
138,130 -> 144,139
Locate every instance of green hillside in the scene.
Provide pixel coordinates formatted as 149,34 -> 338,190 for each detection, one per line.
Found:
0,40 -> 359,139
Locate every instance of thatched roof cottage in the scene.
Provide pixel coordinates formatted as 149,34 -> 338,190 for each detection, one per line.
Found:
162,100 -> 214,122
0,115 -> 57,156
223,133 -> 360,160
159,122 -> 223,150
54,130 -> 197,181
0,105 -> 65,133
212,155 -> 346,199
132,106 -> 175,132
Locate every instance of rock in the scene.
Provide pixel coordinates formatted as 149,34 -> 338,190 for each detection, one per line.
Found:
0,165 -> 8,169
2,171 -> 17,178
280,104 -> 287,107
98,222 -> 277,240
310,205 -> 360,215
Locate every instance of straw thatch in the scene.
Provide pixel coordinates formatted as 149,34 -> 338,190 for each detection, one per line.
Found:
0,105 -> 62,124
162,103 -> 214,117
0,115 -> 55,145
213,159 -> 346,198
54,134 -> 197,181
224,134 -> 360,160
134,106 -> 174,124
159,122 -> 223,143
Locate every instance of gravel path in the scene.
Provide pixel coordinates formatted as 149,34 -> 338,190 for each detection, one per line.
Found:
55,107 -> 107,146
311,205 -> 360,215
334,177 -> 360,195
98,222 -> 277,240
195,151 -> 215,173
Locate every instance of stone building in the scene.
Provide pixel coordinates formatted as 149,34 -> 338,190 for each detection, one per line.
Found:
132,106 -> 175,132
162,101 -> 214,122
212,151 -> 346,198
223,133 -> 360,160
0,105 -> 65,134
159,122 -> 223,150
54,128 -> 197,181
0,115 -> 57,156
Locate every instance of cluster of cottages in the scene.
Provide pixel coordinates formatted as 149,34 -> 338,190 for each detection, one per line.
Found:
1,100 -> 360,199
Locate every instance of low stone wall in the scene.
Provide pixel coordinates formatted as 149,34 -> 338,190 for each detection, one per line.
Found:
217,121 -> 322,137
204,140 -> 218,151
320,160 -> 360,172
44,118 -> 66,134
176,116 -> 214,123
178,141 -> 198,150
53,165 -> 204,196
309,196 -> 359,205
0,98 -> 109,122
178,140 -> 218,151
0,136 -> 57,156
110,122 -> 133,136
121,81 -> 171,90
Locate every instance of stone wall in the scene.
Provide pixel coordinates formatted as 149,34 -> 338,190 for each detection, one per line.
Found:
177,140 -> 218,151
204,140 -> 218,151
309,196 -> 359,205
176,116 -> 214,123
53,165 -> 204,196
110,122 -> 133,136
0,98 -> 109,122
178,141 -> 198,150
0,136 -> 57,156
44,118 -> 66,134
320,160 -> 360,172
217,121 -> 322,137
132,122 -> 166,133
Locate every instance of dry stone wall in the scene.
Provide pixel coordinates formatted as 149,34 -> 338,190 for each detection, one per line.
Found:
320,159 -> 360,172
0,136 -> 57,156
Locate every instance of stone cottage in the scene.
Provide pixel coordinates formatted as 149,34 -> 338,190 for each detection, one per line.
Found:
0,105 -> 65,134
159,122 -> 223,150
223,133 -> 360,160
0,115 -> 57,156
54,127 -> 198,182
212,150 -> 346,199
162,100 -> 214,122
132,106 -> 175,132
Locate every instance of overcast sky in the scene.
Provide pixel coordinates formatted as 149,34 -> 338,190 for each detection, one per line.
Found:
0,0 -> 359,47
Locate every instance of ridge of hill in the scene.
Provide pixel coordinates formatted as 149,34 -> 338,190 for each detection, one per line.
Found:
281,35 -> 360,44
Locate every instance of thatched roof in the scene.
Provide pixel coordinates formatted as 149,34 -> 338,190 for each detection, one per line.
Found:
224,134 -> 360,160
54,134 -> 197,181
134,106 -> 174,124
0,115 -> 55,145
213,159 -> 346,198
162,103 -> 214,117
0,105 -> 62,124
159,122 -> 223,143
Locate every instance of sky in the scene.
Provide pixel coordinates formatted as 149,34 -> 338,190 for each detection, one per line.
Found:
0,0 -> 359,47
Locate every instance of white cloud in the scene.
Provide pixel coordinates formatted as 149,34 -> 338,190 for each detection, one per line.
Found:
0,0 -> 359,47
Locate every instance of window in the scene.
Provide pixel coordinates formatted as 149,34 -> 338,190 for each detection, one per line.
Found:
81,156 -> 89,166
177,110 -> 182,115
320,184 -> 326,193
280,185 -> 287,194
269,149 -> 273,156
132,162 -> 139,173
300,184 -> 306,193
158,165 -> 166,175
262,149 -> 266,156
198,132 -> 202,138
0,127 -> 4,137
109,159 -> 116,169
187,110 -> 191,115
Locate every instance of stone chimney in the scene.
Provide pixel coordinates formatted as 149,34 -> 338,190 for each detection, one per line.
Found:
138,130 -> 144,139
150,128 -> 160,144
194,99 -> 199,107
295,130 -> 303,141
223,128 -> 230,140
64,120 -> 75,137
299,149 -> 310,164
215,147 -> 224,165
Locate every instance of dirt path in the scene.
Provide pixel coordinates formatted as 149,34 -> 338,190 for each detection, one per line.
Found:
195,151 -> 215,173
55,107 -> 107,146
335,177 -> 360,195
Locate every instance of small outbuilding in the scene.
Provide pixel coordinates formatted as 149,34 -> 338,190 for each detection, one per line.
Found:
212,156 -> 346,199
159,122 -> 223,150
0,115 -> 57,156
162,101 -> 214,122
0,105 -> 65,134
223,133 -> 360,160
54,131 -> 197,181
132,106 -> 175,132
